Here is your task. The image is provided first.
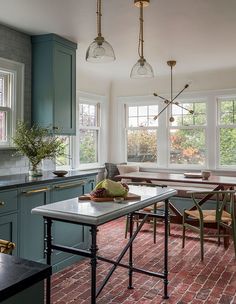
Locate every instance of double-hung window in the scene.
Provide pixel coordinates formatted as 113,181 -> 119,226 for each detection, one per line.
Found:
0,57 -> 24,148
169,100 -> 207,167
78,102 -> 100,168
0,71 -> 12,144
126,104 -> 158,163
56,93 -> 105,170
217,97 -> 236,167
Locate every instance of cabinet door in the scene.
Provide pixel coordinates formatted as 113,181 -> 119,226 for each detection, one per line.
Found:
51,179 -> 86,203
83,177 -> 96,194
50,177 -> 96,269
0,214 -> 18,255
53,43 -> 76,135
19,186 -> 50,263
32,34 -> 77,135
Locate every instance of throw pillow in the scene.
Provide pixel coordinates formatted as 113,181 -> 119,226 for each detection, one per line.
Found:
104,162 -> 126,180
117,165 -> 139,183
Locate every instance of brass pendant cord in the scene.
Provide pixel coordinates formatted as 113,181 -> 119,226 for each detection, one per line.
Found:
138,2 -> 144,59
97,0 -> 102,37
170,64 -> 173,119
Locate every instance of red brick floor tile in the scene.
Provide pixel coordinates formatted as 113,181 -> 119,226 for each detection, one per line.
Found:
51,218 -> 236,304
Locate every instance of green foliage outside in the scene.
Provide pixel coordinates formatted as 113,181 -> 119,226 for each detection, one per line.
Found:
79,130 -> 97,164
127,129 -> 157,163
126,101 -> 236,166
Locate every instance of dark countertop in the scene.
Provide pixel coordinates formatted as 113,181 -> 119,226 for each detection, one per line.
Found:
0,170 -> 98,190
0,253 -> 51,302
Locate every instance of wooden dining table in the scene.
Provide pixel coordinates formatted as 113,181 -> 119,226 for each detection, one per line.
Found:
115,171 -> 236,247
115,171 -> 236,189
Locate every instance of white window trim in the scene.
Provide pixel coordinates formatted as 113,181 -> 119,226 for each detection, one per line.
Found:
118,88 -> 236,171
216,94 -> 236,169
0,57 -> 24,148
72,91 -> 107,170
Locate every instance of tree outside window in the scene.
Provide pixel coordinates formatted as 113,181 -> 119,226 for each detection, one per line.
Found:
169,102 -> 206,166
126,105 -> 158,163
79,103 -> 99,164
218,99 -> 236,166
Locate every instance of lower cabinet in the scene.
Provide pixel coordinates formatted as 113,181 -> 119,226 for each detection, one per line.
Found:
17,174 -> 96,271
0,213 -> 18,255
2,281 -> 44,304
0,190 -> 18,255
19,185 -> 50,263
0,174 -> 97,271
50,177 -> 96,271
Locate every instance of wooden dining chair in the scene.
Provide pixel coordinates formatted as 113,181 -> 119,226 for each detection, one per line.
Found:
0,239 -> 15,254
182,190 -> 236,261
125,182 -> 169,243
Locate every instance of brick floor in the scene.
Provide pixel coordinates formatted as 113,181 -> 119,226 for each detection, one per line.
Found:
51,218 -> 236,303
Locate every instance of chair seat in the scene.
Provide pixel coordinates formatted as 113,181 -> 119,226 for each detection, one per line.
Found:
143,201 -> 165,212
185,209 -> 232,223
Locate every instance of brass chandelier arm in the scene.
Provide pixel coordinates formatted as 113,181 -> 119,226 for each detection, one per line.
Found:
153,83 -> 191,120
154,93 -> 194,114
153,100 -> 173,120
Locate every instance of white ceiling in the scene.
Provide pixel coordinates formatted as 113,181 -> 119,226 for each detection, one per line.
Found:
1,0 -> 236,80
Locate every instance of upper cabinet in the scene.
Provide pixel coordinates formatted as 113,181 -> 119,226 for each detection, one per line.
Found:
31,34 -> 77,135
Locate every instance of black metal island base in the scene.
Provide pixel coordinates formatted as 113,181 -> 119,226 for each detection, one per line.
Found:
32,185 -> 177,304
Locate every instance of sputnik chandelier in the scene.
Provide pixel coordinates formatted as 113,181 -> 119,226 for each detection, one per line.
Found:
86,0 -> 116,63
153,60 -> 193,122
130,0 -> 154,78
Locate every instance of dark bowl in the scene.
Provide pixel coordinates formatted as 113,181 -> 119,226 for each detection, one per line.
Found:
52,170 -> 68,177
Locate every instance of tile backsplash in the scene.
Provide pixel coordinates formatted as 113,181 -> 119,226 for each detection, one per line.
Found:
0,150 -> 28,176
0,23 -> 31,176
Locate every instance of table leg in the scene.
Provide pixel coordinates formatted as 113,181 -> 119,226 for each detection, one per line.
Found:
163,199 -> 169,299
90,226 -> 98,304
128,213 -> 134,289
45,217 -> 52,304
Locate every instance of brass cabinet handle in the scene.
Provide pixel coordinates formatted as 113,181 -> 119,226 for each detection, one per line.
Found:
22,187 -> 49,194
0,201 -> 5,206
53,180 -> 87,190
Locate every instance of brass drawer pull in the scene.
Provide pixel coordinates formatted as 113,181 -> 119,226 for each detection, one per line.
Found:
22,187 -> 49,194
54,180 -> 86,190
0,201 -> 5,206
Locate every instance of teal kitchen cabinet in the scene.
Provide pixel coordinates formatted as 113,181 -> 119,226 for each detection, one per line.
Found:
50,176 -> 96,202
19,185 -> 51,263
0,190 -> 18,255
50,176 -> 96,271
31,34 -> 77,135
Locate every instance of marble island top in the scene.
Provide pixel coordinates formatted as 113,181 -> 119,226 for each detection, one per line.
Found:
32,185 -> 177,226
0,170 -> 98,190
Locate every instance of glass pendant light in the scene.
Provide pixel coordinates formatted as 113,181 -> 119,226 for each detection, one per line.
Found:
86,0 -> 115,63
130,0 -> 154,78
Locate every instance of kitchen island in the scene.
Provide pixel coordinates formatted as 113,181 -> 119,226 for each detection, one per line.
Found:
32,185 -> 177,304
